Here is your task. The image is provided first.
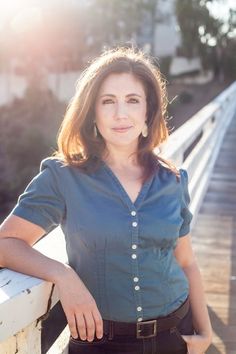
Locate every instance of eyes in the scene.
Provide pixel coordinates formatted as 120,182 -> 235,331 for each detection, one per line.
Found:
101,98 -> 140,105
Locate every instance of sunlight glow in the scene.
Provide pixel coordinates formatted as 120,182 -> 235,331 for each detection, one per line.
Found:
207,0 -> 236,20
10,7 -> 43,33
0,0 -> 43,32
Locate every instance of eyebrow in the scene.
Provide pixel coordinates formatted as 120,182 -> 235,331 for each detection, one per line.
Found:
99,93 -> 142,98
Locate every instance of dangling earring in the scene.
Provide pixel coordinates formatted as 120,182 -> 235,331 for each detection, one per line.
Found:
141,122 -> 148,137
94,122 -> 98,137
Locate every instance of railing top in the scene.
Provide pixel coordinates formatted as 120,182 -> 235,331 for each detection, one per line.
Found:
0,227 -> 67,305
0,227 -> 67,341
160,81 -> 236,160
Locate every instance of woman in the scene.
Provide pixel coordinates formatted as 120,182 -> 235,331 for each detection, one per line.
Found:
0,47 -> 212,354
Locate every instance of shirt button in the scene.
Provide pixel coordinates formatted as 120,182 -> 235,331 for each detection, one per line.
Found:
137,317 -> 143,322
135,285 -> 140,291
132,244 -> 137,249
133,277 -> 139,282
131,254 -> 137,259
132,222 -> 138,227
137,306 -> 142,311
131,211 -> 136,216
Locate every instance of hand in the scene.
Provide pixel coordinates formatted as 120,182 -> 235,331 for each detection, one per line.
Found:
181,333 -> 212,354
55,266 -> 103,342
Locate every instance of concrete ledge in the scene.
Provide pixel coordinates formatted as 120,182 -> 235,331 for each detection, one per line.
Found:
0,227 -> 67,342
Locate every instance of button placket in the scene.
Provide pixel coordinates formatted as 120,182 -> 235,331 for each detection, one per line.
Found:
102,162 -> 154,322
129,209 -> 143,320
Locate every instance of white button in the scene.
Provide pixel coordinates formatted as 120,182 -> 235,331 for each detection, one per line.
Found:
133,277 -> 139,282
137,317 -> 143,322
132,222 -> 138,227
137,306 -> 142,311
132,244 -> 137,249
132,254 -> 137,259
135,285 -> 140,291
131,211 -> 136,216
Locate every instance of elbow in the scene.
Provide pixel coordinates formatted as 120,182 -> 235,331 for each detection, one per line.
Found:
0,237 -> 27,267
181,259 -> 199,276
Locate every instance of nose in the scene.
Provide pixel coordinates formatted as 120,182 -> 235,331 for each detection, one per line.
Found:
114,102 -> 128,120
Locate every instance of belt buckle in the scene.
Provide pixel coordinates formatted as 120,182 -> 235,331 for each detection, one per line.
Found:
136,319 -> 157,339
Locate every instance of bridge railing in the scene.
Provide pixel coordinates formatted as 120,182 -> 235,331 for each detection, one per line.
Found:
160,81 -> 236,226
1,81 -> 236,353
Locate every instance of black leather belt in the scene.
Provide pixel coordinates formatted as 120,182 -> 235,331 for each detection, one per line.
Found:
103,296 -> 189,339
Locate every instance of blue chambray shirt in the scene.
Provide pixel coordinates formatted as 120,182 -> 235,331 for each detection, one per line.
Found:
12,157 -> 193,322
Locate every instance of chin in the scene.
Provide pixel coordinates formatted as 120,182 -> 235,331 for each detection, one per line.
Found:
106,138 -> 139,148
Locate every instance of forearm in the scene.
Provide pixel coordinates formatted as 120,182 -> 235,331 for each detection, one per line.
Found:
0,237 -> 72,284
183,261 -> 212,338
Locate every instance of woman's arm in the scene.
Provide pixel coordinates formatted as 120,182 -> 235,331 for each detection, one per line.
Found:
174,233 -> 213,353
0,215 -> 103,342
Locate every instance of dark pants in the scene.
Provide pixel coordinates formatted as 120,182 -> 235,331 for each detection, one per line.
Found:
68,306 -> 194,354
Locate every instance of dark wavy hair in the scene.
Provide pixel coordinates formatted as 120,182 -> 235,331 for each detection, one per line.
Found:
56,46 -> 179,181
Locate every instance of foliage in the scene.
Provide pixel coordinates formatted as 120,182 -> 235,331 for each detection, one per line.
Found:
175,1 -> 219,59
83,0 -> 158,54
175,0 -> 236,79
0,88 -> 66,221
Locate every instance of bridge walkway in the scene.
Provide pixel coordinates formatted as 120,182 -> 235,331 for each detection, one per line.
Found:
191,113 -> 236,354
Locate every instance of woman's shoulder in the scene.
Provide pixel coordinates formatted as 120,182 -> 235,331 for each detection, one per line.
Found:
156,160 -> 189,185
40,156 -> 65,172
39,156 -> 92,180
156,161 -> 178,179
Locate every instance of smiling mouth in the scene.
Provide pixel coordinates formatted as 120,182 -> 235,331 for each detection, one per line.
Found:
112,126 -> 132,132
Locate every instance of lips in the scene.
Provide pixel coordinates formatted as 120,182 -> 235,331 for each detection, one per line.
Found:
112,126 -> 132,132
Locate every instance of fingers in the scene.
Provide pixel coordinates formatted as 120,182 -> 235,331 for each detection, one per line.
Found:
92,308 -> 103,339
84,312 -> 96,341
67,312 -> 80,339
183,334 -> 209,354
83,309 -> 104,341
68,308 -> 103,341
75,313 -> 87,340
182,334 -> 194,343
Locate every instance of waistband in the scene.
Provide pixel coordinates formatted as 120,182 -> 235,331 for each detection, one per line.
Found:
103,296 -> 190,339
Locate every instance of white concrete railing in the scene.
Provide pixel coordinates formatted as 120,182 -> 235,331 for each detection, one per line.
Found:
160,80 -> 236,227
1,81 -> 236,353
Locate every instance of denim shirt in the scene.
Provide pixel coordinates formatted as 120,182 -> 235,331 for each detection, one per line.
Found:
12,157 -> 193,322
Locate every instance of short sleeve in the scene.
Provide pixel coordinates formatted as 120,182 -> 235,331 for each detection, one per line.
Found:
11,158 -> 66,233
179,169 -> 193,237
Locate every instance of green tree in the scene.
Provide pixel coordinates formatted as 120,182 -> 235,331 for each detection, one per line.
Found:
175,1 -> 219,59
175,0 -> 236,80
83,0 -> 158,54
0,89 -> 66,221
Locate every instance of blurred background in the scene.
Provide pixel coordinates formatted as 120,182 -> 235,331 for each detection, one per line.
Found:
0,0 -> 235,221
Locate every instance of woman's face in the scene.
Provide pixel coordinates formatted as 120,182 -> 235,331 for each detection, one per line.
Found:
95,72 -> 147,151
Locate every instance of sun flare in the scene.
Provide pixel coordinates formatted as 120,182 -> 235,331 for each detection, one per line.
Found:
0,0 -> 43,33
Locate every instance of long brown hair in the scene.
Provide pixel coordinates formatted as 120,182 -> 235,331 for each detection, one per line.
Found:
56,46 -> 179,181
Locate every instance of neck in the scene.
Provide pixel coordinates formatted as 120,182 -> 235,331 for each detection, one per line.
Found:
103,144 -> 138,169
